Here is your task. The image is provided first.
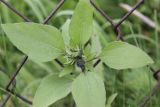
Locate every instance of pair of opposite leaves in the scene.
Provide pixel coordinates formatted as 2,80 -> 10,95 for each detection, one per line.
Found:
1,0 -> 153,107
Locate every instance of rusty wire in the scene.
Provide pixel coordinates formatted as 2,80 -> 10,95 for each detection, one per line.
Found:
0,0 -> 158,107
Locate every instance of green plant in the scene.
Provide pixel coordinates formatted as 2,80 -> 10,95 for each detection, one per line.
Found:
1,0 -> 154,107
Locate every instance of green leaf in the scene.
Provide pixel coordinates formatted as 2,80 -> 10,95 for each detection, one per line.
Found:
69,0 -> 93,47
91,35 -> 102,57
106,93 -> 118,107
2,22 -> 64,62
33,74 -> 72,107
100,41 -> 154,70
59,66 -> 73,77
72,72 -> 106,107
61,19 -> 71,46
93,21 -> 109,46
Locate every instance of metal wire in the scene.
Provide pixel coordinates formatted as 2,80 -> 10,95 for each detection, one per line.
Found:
0,0 -> 157,107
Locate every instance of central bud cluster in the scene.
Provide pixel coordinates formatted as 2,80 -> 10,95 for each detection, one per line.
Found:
64,47 -> 86,71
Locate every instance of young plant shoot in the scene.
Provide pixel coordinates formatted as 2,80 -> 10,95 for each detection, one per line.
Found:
1,0 -> 154,107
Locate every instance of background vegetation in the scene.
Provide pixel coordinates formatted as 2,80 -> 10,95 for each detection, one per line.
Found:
0,0 -> 160,107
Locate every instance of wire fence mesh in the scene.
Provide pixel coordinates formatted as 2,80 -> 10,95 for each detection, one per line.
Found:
0,0 -> 159,107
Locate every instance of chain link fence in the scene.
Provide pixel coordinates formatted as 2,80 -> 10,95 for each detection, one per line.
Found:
0,0 -> 159,107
